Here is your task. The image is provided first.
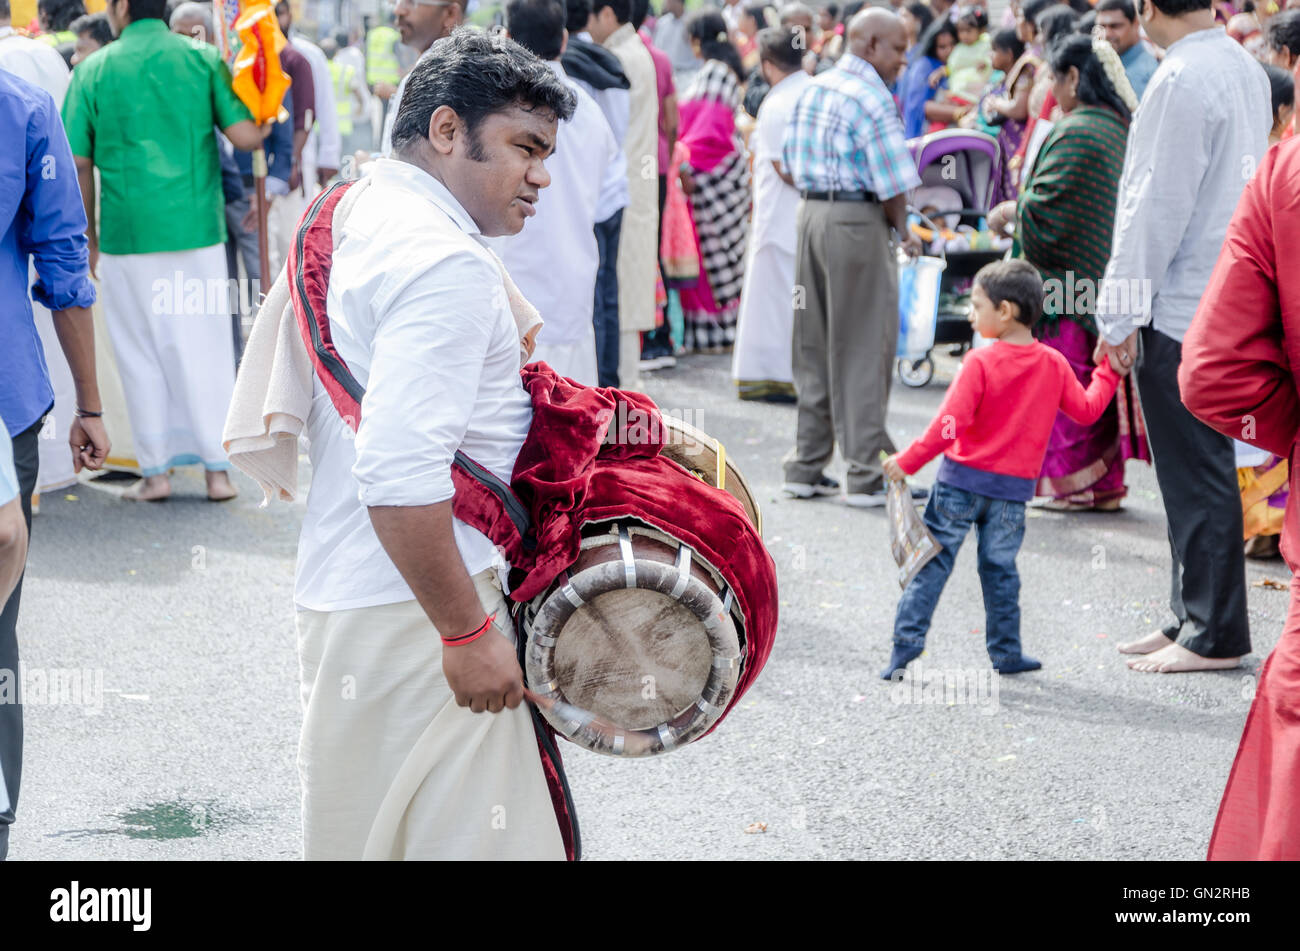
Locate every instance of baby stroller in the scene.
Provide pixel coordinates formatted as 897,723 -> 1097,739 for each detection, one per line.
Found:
896,129 -> 1011,387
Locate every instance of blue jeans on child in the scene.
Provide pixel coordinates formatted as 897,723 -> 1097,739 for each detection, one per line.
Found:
893,480 -> 1027,666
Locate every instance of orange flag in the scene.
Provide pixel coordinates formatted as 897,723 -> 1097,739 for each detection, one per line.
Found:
231,0 -> 291,125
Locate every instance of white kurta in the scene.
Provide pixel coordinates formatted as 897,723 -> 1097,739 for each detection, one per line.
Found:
489,62 -> 621,387
603,24 -> 660,389
97,245 -> 236,476
733,70 -> 810,390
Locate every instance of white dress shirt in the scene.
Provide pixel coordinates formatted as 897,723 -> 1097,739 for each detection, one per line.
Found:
751,69 -> 810,254
0,27 -> 70,107
567,47 -> 632,222
292,33 -> 342,172
296,159 -> 533,612
486,61 -> 620,385
1095,27 -> 1271,345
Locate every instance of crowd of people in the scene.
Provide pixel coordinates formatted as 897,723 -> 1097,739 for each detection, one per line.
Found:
4,0 -> 1300,860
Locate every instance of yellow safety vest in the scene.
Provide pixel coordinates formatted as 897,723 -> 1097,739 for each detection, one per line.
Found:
328,59 -> 355,137
366,26 -> 400,87
39,30 -> 76,46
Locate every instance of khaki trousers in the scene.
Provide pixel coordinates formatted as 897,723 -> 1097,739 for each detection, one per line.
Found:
784,198 -> 898,495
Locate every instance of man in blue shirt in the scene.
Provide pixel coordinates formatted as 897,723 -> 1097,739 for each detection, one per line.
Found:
1097,0 -> 1159,101
0,67 -> 109,860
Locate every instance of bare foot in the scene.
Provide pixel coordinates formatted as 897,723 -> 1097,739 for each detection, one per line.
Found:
205,470 -> 238,502
1117,630 -> 1174,655
123,475 -> 171,502
1126,642 -> 1242,673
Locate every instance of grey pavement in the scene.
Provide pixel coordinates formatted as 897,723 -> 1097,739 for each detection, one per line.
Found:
10,352 -> 1289,860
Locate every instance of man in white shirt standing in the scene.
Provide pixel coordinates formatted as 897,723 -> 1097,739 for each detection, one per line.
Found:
1094,0 -> 1271,674
378,0 -> 464,156
496,0 -> 621,385
588,0 -> 658,391
291,29 -> 576,860
732,27 -> 809,403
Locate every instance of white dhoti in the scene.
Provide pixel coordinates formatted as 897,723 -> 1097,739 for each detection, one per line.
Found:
731,240 -> 797,398
32,294 -> 77,494
533,330 -> 599,387
97,245 -> 236,476
295,571 -> 565,861
267,190 -> 309,285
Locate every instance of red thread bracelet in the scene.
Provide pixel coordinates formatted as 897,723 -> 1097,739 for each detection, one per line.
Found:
442,613 -> 496,647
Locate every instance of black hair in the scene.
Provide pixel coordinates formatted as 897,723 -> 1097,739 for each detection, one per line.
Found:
121,0 -> 168,22
1267,9 -> 1300,58
590,0 -> 631,24
1146,0 -> 1212,14
391,29 -> 577,155
975,260 -> 1043,328
0,0 -> 9,20
1263,61 -> 1295,119
70,11 -> 113,46
630,0 -> 649,30
1065,0 -> 1092,11
564,0 -> 591,33
1021,0 -> 1062,30
742,3 -> 769,28
335,30 -> 350,47
1047,32 -> 1131,122
904,2 -> 934,38
920,17 -> 958,60
991,26 -> 1024,59
840,1 -> 865,25
1075,9 -> 1095,33
825,3 -> 838,18
1094,0 -> 1137,20
507,0 -> 567,60
1037,6 -> 1079,45
39,0 -> 85,30
956,5 -> 989,31
758,25 -> 803,71
685,9 -> 745,78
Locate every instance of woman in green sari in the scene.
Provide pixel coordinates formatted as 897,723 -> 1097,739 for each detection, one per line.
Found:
987,33 -> 1149,511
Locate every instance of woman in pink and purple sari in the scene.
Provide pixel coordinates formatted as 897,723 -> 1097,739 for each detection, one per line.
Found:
675,11 -> 751,353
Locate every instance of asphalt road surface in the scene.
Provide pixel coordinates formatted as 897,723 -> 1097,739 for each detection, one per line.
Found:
12,352 -> 1289,860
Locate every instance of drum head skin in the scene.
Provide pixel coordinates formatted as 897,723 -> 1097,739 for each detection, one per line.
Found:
526,524 -> 742,757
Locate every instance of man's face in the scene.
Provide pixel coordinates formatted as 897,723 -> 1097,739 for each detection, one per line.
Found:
864,24 -> 908,83
818,9 -> 834,32
71,32 -> 102,65
395,0 -> 462,51
444,106 -> 557,237
276,2 -> 291,34
1096,9 -> 1138,53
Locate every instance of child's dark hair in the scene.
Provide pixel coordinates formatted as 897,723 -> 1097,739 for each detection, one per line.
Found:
957,4 -> 988,30
991,27 -> 1024,60
1263,62 -> 1295,121
974,260 -> 1043,328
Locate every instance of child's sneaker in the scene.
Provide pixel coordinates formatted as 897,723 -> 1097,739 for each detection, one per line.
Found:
992,654 -> 1042,674
880,642 -> 925,680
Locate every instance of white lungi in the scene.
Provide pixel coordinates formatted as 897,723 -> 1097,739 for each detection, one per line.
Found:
97,245 -> 235,476
731,241 -> 797,387
532,332 -> 599,387
32,291 -> 77,493
295,570 -> 565,861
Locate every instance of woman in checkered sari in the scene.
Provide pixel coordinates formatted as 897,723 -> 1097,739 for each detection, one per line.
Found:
676,11 -> 752,353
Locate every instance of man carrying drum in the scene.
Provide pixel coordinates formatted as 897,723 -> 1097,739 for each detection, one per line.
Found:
291,31 -> 575,860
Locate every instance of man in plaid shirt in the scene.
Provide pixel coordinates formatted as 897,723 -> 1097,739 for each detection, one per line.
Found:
780,7 -> 922,508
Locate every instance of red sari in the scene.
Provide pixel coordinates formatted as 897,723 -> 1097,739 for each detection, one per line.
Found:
1180,139 -> 1300,860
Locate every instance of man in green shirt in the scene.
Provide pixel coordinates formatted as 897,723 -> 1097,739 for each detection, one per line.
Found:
62,0 -> 265,501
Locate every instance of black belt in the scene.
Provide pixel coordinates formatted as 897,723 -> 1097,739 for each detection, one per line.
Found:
800,189 -> 879,202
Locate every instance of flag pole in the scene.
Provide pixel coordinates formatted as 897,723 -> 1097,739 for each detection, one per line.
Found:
253,146 -> 271,285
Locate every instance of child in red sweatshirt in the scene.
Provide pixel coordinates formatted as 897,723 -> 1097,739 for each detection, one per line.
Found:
880,260 -> 1126,679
